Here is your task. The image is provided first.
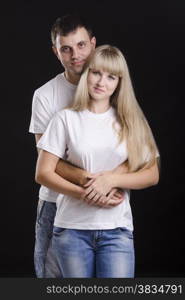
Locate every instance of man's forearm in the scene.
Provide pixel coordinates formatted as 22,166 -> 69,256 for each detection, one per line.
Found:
35,133 -> 90,186
55,159 -> 90,186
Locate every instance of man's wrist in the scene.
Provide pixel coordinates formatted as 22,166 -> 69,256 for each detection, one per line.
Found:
79,170 -> 91,186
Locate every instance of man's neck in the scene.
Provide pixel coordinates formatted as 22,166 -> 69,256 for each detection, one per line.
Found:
64,71 -> 80,85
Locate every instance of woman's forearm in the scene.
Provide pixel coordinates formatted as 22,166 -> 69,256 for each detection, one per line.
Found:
110,162 -> 159,190
84,161 -> 159,198
112,161 -> 129,174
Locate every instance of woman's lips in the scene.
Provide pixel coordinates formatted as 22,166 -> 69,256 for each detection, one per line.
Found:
94,87 -> 105,93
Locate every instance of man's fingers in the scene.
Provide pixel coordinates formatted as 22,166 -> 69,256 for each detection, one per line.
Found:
105,199 -> 122,207
114,191 -> 123,198
85,190 -> 97,203
88,193 -> 102,205
106,188 -> 116,198
94,195 -> 107,206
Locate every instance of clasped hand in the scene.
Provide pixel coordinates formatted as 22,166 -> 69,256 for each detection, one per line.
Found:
82,171 -> 124,208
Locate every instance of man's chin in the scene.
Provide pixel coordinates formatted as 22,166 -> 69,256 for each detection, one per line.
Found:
72,63 -> 86,74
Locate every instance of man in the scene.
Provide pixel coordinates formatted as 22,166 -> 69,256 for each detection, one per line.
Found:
29,14 -> 125,278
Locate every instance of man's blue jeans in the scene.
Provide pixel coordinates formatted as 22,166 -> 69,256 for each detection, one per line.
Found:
34,200 -> 61,278
52,226 -> 135,278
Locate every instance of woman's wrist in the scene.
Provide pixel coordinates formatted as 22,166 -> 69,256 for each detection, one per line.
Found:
100,171 -> 115,191
110,173 -> 125,190
108,172 -> 117,189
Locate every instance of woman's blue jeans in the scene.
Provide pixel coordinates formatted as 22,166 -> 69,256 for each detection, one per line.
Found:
52,226 -> 135,278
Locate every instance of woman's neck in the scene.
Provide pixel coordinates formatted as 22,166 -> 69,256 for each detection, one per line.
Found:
88,100 -> 111,114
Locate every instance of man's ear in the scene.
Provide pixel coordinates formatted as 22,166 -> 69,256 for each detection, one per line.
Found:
91,36 -> 96,49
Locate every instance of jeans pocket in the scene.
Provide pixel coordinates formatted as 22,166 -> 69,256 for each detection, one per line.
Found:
53,226 -> 67,236
119,227 -> 133,239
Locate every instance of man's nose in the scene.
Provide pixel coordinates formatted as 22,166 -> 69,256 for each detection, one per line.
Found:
71,48 -> 79,59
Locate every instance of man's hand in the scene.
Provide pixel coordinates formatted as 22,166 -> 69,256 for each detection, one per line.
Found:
83,187 -> 125,208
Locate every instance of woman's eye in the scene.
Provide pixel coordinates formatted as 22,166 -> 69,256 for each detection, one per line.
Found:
92,71 -> 100,75
108,75 -> 116,80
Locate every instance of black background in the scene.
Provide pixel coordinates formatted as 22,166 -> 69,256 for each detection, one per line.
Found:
1,0 -> 185,277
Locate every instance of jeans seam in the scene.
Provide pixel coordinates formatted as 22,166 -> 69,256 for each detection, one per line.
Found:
37,200 -> 46,225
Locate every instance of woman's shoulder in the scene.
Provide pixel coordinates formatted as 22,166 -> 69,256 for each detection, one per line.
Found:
56,108 -> 81,123
57,108 -> 77,117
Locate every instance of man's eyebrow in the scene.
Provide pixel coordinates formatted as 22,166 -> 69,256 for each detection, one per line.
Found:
60,40 -> 88,49
60,45 -> 71,48
78,40 -> 88,43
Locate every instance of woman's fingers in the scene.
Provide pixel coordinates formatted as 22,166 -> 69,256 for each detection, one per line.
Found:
83,178 -> 95,188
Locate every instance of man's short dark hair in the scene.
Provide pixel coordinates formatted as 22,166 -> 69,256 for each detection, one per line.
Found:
51,14 -> 94,45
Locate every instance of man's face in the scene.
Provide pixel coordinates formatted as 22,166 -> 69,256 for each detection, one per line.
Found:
53,27 -> 96,76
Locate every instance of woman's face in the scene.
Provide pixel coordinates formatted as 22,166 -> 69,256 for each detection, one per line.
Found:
87,68 -> 119,102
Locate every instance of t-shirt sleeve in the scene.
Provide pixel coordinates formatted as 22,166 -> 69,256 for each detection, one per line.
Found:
37,112 -> 67,159
29,91 -> 54,134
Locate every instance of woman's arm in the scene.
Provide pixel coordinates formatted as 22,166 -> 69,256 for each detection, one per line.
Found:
35,149 -> 85,199
35,150 -> 125,207
111,160 -> 159,190
84,160 -> 159,198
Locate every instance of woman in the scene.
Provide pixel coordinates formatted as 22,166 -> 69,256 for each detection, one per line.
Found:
35,45 -> 159,278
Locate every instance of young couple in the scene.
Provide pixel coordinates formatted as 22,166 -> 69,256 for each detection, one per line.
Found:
29,14 -> 159,278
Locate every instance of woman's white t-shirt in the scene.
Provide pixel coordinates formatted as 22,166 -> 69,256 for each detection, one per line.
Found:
37,107 -> 134,231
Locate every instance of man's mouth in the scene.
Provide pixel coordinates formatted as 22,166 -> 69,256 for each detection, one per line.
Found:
72,60 -> 84,66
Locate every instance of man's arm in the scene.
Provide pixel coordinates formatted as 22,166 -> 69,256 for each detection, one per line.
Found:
35,149 -> 85,199
35,134 -> 90,186
55,160 -> 91,186
35,135 -> 127,207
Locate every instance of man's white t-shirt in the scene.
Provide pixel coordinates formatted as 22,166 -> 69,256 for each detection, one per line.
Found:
29,73 -> 76,202
37,107 -> 134,231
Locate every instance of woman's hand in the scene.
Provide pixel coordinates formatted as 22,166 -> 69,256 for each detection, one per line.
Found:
84,171 -> 114,200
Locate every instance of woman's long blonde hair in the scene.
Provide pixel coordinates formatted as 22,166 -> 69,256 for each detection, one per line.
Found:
70,45 -> 159,172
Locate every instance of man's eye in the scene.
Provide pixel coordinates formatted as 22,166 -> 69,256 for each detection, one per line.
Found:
78,42 -> 86,48
61,47 -> 71,53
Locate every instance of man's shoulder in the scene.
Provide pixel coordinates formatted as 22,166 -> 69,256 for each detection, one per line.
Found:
34,73 -> 63,96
